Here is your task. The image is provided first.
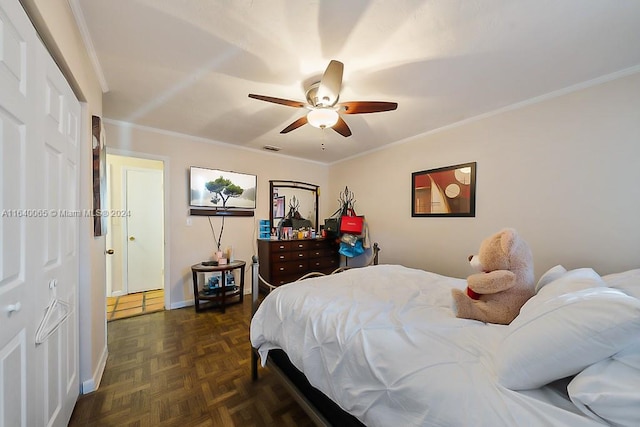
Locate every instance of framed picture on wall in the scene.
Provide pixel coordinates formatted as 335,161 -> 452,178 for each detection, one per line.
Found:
411,162 -> 476,217
92,115 -> 107,236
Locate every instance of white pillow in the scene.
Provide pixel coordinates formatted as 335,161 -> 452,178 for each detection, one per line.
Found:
496,287 -> 640,390
530,268 -> 605,303
602,268 -> 640,299
535,265 -> 567,293
568,342 -> 640,427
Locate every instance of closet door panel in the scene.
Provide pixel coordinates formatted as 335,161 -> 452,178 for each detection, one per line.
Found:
0,1 -> 36,425
36,42 -> 80,427
0,1 -> 80,426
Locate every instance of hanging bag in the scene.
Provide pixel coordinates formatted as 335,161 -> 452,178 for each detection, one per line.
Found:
339,239 -> 365,258
324,206 -> 343,235
339,210 -> 364,235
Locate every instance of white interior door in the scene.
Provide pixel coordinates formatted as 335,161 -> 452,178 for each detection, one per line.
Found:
0,2 -> 35,425
39,45 -> 81,427
105,162 -> 114,297
0,1 -> 79,426
125,168 -> 164,293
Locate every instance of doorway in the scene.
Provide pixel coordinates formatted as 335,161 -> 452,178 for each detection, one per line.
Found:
105,154 -> 166,320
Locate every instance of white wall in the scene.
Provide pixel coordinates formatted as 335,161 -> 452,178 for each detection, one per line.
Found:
104,122 -> 330,308
329,71 -> 640,279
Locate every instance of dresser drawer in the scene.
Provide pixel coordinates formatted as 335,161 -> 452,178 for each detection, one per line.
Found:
308,247 -> 335,258
269,240 -> 311,252
308,239 -> 331,250
269,241 -> 295,252
308,256 -> 339,271
272,260 -> 309,277
288,240 -> 310,251
270,250 -> 307,262
271,274 -> 301,286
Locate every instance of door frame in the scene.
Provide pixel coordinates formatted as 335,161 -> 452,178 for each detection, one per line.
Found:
105,147 -> 171,310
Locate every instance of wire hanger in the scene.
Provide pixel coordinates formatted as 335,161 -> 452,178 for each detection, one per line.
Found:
35,280 -> 72,345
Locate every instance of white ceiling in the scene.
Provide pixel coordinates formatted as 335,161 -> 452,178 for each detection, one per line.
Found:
71,0 -> 640,164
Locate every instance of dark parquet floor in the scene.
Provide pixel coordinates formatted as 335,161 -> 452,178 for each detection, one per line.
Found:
68,299 -> 314,426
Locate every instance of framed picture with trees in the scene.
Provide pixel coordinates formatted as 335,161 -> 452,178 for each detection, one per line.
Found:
189,166 -> 257,216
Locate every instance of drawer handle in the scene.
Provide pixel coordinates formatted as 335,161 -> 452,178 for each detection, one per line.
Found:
279,255 -> 285,259
297,244 -> 304,248
278,245 -> 285,250
279,267 -> 285,271
298,254 -> 304,258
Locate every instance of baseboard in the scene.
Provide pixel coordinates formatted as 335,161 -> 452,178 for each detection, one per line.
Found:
169,299 -> 194,310
81,344 -> 108,394
170,292 -> 253,309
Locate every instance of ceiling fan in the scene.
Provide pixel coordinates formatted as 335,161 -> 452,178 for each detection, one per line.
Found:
248,60 -> 398,137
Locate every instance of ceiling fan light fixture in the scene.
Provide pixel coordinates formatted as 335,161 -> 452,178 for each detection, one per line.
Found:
307,108 -> 339,129
249,59 -> 397,137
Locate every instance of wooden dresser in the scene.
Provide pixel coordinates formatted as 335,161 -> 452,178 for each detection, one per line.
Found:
257,238 -> 339,292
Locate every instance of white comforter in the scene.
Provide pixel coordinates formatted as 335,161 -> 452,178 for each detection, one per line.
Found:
250,265 -> 605,427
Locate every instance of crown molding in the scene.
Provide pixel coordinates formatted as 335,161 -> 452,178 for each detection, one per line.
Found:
68,0 -> 109,92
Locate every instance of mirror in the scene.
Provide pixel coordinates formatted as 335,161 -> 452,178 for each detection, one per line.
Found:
269,180 -> 319,234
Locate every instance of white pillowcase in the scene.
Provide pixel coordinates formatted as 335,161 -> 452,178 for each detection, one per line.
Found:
535,264 -> 567,293
531,268 -> 606,302
602,268 -> 640,299
496,284 -> 640,390
568,342 -> 640,427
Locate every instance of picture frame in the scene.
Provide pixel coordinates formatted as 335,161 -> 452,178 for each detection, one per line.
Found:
411,162 -> 476,217
189,166 -> 257,209
273,196 -> 285,218
92,115 -> 107,236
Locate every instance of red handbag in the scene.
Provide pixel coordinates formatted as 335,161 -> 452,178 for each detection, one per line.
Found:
340,215 -> 364,234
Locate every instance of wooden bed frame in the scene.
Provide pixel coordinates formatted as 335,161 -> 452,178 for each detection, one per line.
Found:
251,243 -> 380,426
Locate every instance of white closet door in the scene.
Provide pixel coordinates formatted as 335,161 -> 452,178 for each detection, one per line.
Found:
0,1 -> 38,425
0,0 -> 80,426
35,36 -> 81,427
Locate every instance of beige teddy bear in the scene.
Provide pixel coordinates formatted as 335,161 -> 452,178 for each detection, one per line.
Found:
451,228 -> 535,325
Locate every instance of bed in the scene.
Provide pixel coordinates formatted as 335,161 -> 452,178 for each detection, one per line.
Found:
250,259 -> 640,427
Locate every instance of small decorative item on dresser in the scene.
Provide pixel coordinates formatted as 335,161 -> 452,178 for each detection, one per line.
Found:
259,219 -> 271,239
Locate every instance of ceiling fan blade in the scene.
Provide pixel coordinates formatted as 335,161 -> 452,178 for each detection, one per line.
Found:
332,116 -> 352,137
248,94 -> 306,108
340,101 -> 398,114
280,116 -> 308,133
316,60 -> 343,106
